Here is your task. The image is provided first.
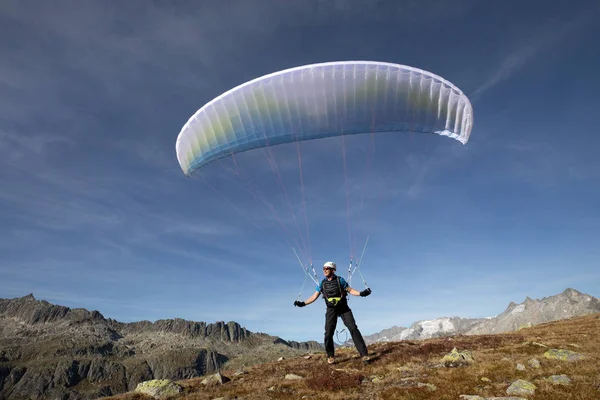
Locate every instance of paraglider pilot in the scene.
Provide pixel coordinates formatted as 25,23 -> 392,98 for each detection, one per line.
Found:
294,261 -> 372,364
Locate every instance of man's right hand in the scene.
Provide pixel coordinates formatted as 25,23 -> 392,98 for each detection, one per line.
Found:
294,301 -> 306,307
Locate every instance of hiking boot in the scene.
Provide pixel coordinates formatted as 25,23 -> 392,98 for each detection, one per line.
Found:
327,357 -> 335,364
362,355 -> 371,364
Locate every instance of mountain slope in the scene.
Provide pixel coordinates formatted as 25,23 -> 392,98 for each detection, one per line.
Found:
108,312 -> 600,400
360,288 -> 600,344
0,294 -> 322,400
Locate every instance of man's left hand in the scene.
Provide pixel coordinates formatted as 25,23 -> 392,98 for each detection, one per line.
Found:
359,288 -> 372,297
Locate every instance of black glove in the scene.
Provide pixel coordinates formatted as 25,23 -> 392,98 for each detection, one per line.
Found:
359,288 -> 372,297
294,301 -> 306,307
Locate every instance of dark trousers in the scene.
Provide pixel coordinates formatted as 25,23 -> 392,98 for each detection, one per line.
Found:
324,304 -> 368,358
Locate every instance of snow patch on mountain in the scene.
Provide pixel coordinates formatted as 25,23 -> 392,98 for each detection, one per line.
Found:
511,304 -> 525,314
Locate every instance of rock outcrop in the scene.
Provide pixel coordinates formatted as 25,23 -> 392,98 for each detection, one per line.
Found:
110,319 -> 251,342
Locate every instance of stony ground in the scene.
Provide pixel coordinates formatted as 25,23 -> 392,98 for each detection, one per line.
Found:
105,313 -> 600,400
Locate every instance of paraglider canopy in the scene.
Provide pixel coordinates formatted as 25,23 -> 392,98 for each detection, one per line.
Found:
175,61 -> 473,177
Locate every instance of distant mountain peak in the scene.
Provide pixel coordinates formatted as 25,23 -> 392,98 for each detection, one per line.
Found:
360,288 -> 600,345
505,301 -> 517,311
562,288 -> 584,298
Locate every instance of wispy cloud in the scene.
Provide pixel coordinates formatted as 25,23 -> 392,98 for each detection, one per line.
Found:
470,5 -> 599,101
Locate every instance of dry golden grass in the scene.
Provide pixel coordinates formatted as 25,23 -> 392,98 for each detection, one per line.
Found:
104,313 -> 600,400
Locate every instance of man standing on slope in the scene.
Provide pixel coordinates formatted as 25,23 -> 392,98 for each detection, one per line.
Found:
294,261 -> 372,364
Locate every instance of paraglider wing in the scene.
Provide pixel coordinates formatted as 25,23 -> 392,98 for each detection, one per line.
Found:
176,61 -> 473,176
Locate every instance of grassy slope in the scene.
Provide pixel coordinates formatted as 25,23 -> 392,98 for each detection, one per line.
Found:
105,313 -> 600,400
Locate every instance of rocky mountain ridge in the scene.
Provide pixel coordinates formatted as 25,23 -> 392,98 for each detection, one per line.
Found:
2,288 -> 598,399
0,294 -> 322,400
360,288 -> 600,344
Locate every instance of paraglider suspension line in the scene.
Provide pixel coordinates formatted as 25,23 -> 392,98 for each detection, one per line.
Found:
335,328 -> 348,346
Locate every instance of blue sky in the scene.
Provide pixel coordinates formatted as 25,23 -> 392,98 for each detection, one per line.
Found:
1,0 -> 599,343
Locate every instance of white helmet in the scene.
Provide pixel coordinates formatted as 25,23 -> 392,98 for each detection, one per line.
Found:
323,261 -> 337,271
